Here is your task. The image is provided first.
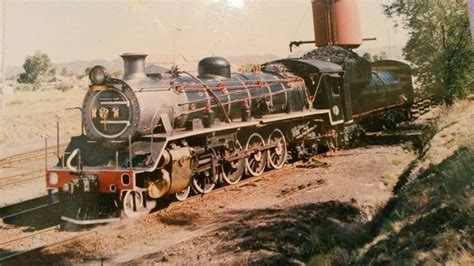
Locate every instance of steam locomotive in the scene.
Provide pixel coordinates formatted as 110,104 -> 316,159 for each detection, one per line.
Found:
45,49 -> 414,224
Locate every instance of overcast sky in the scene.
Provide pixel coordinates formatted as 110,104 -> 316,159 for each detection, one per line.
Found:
0,0 -> 408,66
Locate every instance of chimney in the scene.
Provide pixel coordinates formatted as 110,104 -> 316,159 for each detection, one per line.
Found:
121,53 -> 147,79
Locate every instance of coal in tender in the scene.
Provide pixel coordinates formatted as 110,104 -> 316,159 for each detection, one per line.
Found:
301,46 -> 372,87
301,46 -> 363,65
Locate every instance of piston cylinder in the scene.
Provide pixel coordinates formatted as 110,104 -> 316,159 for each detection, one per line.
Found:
147,147 -> 192,199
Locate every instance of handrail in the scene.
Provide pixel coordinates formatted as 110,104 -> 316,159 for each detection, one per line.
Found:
179,71 -> 232,123
311,74 -> 325,102
66,148 -> 80,172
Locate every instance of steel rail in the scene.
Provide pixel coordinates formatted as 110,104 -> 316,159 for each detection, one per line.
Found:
0,228 -> 95,262
0,201 -> 59,222
0,144 -> 66,168
0,156 -> 329,263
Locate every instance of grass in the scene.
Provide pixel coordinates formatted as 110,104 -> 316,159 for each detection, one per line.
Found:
305,98 -> 474,265
55,82 -> 73,92
305,147 -> 473,265
6,99 -> 23,105
356,147 -> 473,264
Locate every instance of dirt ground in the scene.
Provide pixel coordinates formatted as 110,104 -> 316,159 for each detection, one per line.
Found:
11,144 -> 416,265
0,83 -> 86,158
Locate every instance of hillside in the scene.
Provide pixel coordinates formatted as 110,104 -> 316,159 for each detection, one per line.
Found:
308,98 -> 474,264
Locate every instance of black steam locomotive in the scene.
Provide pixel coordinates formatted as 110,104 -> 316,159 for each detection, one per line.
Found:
46,49 -> 414,224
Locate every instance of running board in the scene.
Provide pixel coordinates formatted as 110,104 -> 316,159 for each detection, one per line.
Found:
61,216 -> 120,225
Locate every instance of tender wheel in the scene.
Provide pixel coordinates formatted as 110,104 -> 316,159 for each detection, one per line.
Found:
122,190 -> 146,219
175,186 -> 191,201
221,142 -> 245,185
245,133 -> 267,176
267,129 -> 287,169
192,171 -> 216,194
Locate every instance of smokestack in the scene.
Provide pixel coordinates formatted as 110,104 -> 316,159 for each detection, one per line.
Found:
121,53 -> 147,79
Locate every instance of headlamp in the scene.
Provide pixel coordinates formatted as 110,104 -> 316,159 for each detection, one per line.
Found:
48,172 -> 59,185
89,65 -> 108,85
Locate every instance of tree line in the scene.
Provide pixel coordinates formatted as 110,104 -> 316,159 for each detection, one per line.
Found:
384,0 -> 473,104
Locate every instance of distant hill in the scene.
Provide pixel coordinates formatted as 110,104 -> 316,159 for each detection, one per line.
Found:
55,59 -> 123,75
5,53 -> 280,79
5,58 -> 123,79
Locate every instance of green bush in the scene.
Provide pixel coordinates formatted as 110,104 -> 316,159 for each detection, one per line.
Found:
14,83 -> 34,92
55,82 -> 73,92
18,51 -> 56,84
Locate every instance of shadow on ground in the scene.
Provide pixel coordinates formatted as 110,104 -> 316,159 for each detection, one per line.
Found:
0,195 -> 62,231
355,147 -> 474,265
212,201 -> 368,265
202,147 -> 473,265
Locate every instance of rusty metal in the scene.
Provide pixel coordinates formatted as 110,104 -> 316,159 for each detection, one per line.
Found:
147,147 -> 192,199
156,149 -> 171,169
312,0 -> 362,48
167,147 -> 192,193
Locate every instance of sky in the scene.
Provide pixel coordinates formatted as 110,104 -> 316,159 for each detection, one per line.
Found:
0,0 -> 409,66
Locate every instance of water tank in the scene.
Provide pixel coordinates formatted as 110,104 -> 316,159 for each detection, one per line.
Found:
312,0 -> 362,48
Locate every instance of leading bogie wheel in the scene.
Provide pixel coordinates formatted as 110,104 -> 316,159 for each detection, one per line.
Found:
122,190 -> 147,219
175,186 -> 191,201
245,133 -> 267,176
267,129 -> 287,169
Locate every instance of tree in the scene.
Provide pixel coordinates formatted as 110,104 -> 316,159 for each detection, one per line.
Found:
363,52 -> 372,61
85,67 -> 91,76
384,0 -> 473,104
370,52 -> 389,62
18,51 -> 56,85
61,67 -> 69,76
379,51 -> 388,60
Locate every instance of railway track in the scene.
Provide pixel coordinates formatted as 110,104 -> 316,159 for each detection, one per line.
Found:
0,199 -> 59,223
0,144 -> 66,169
0,224 -> 95,262
410,95 -> 439,119
0,169 -> 44,189
0,144 -> 67,190
0,160 -> 327,263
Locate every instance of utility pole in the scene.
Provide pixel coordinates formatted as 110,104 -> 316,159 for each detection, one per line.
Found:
468,0 -> 474,41
1,0 -> 5,111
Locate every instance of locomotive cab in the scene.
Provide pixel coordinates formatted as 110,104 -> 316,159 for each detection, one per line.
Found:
263,58 -> 346,125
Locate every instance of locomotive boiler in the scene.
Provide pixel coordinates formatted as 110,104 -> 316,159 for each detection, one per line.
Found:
83,54 -> 309,145
46,51 -> 414,224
